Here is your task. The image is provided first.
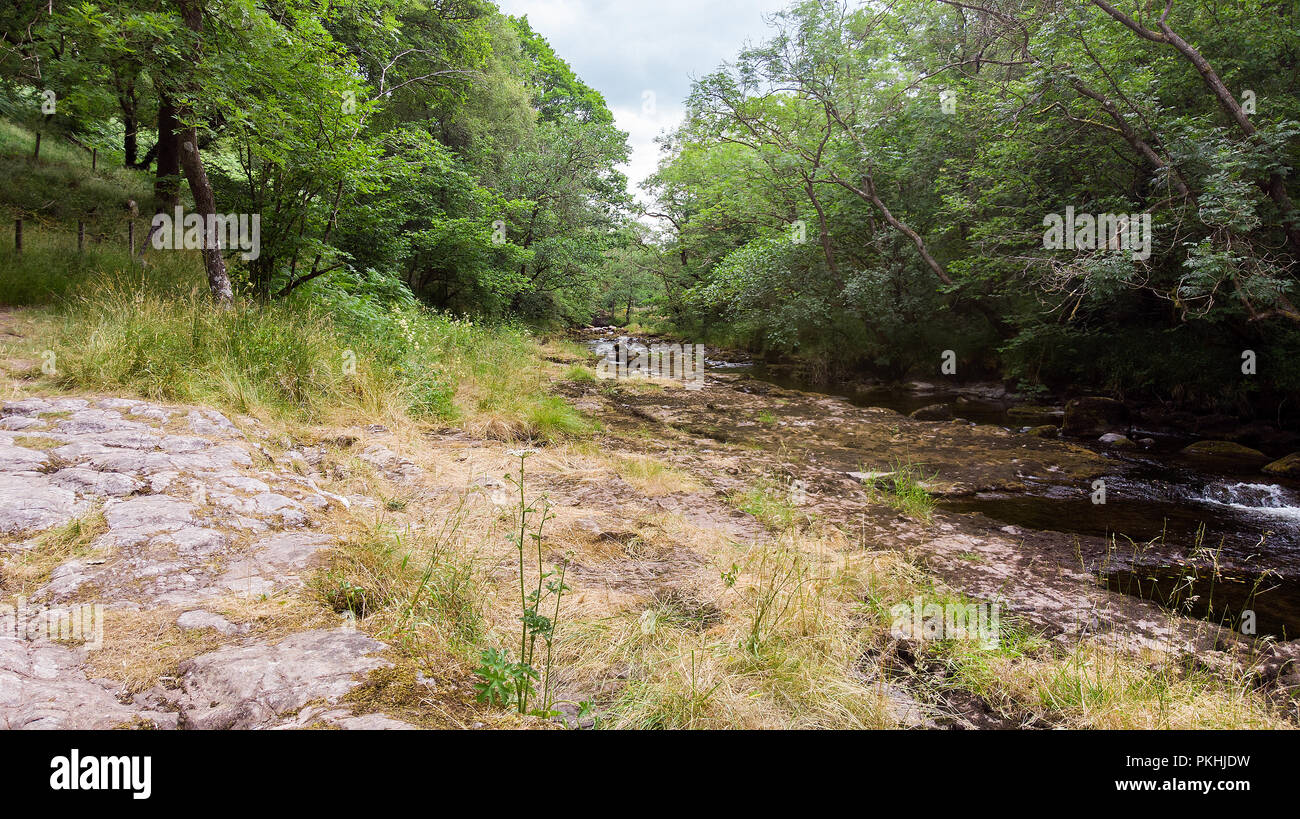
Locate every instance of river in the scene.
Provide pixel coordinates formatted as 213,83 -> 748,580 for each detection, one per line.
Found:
586,331 -> 1300,639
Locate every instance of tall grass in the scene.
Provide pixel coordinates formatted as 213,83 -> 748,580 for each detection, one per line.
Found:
0,114 -> 586,439
48,279 -> 378,418
1,244 -> 587,441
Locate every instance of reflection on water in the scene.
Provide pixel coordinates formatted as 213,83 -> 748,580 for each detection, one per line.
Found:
941,478 -> 1300,638
1100,566 -> 1297,640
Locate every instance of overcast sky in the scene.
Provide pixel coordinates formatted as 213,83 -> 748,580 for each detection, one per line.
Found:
495,0 -> 791,207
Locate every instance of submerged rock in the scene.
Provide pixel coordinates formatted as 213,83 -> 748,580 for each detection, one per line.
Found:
1263,452 -> 1300,478
1006,406 -> 1061,426
1098,432 -> 1136,449
1180,440 -> 1269,467
909,403 -> 952,421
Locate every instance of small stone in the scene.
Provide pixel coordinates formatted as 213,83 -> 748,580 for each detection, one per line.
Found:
1098,433 -> 1136,449
909,403 -> 953,421
176,610 -> 239,636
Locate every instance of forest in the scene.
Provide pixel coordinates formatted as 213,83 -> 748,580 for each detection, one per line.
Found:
4,0 -> 1297,411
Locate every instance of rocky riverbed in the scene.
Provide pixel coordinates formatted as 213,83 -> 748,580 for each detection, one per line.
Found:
0,395 -> 416,729
574,331 -> 1300,673
3,326 -> 1297,731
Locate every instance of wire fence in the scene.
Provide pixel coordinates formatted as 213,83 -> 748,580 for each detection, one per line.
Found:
11,215 -> 144,256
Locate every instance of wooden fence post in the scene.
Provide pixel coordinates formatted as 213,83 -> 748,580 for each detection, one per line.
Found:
92,147 -> 98,171
14,217 -> 22,254
78,220 -> 85,253
33,132 -> 41,160
128,220 -> 135,256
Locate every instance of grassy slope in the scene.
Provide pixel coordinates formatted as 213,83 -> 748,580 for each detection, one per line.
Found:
0,119 -> 586,440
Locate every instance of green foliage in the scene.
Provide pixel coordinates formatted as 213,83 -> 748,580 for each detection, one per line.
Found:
0,232 -> 588,434
863,461 -> 936,524
474,646 -> 535,708
640,0 -> 1300,410
1,0 -> 630,324
731,475 -> 801,530
475,451 -> 571,716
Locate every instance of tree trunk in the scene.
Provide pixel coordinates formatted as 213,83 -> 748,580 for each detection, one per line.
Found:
112,74 -> 139,167
836,174 -> 954,286
123,115 -> 138,168
139,93 -> 182,258
178,130 -> 233,305
135,141 -> 159,171
173,0 -> 233,306
121,85 -> 139,169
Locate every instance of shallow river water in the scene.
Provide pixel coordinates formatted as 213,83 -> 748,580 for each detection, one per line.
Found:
587,333 -> 1300,638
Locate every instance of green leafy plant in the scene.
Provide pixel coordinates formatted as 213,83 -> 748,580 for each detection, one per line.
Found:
474,450 -> 571,717
473,647 -> 537,708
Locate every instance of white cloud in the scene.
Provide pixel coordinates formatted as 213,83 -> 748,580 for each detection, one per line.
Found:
496,0 -> 791,204
611,102 -> 681,208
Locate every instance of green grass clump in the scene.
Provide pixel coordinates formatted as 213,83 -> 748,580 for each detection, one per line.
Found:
864,460 -> 936,523
564,362 -> 596,382
47,278 -> 371,419
731,477 -> 800,530
318,515 -> 484,654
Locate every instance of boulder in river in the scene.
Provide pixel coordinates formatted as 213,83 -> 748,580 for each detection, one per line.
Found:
1025,425 -> 1058,439
1180,440 -> 1270,467
1006,405 -> 1061,426
909,403 -> 953,421
1098,432 -> 1136,449
1263,452 -> 1300,478
1062,396 -> 1127,436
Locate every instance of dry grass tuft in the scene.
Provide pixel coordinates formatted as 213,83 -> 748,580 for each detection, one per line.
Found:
610,454 -> 701,496
1,508 -> 107,593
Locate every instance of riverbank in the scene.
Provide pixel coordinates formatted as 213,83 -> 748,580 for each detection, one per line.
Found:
0,308 -> 1295,729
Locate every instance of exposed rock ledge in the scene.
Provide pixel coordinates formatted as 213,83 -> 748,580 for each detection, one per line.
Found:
0,395 -> 411,730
